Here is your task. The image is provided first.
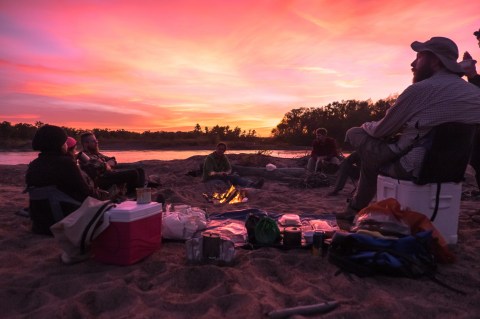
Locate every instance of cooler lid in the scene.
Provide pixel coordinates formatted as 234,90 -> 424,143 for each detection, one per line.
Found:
108,201 -> 162,222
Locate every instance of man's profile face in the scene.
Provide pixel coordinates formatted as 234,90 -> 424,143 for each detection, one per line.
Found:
411,51 -> 436,83
84,134 -> 99,153
477,37 -> 480,48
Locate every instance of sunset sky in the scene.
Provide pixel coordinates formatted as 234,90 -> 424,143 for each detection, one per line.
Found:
1,0 -> 479,136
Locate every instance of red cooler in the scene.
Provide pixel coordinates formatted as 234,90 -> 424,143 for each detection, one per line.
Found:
92,201 -> 162,265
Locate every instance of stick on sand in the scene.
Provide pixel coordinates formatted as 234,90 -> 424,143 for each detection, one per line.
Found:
267,300 -> 339,318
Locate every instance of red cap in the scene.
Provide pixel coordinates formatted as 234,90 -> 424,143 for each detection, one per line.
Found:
66,137 -> 77,149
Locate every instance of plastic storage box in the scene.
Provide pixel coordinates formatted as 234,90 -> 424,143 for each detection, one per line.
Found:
376,175 -> 462,244
92,201 -> 162,265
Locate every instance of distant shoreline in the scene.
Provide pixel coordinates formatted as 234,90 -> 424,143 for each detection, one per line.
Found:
0,144 -> 311,152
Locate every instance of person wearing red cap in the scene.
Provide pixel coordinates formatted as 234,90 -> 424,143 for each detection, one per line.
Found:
66,136 -> 77,158
337,36 -> 480,220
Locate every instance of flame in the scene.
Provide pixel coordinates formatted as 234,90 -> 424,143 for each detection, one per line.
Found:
228,190 -> 246,204
211,185 -> 246,204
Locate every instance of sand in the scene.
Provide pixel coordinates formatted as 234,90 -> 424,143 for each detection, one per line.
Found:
1,154 -> 480,319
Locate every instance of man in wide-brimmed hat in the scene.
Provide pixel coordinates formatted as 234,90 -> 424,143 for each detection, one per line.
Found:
336,36 -> 480,220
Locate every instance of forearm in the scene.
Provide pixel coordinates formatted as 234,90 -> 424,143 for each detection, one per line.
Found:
362,86 -> 417,138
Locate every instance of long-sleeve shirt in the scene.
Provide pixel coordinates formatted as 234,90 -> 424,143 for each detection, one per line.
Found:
310,137 -> 339,158
361,70 -> 480,174
202,152 -> 231,181
79,151 -> 116,180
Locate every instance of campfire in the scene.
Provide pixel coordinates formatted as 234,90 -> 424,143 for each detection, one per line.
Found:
204,185 -> 248,204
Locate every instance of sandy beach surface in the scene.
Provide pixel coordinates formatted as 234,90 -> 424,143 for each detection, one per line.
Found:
1,154 -> 479,319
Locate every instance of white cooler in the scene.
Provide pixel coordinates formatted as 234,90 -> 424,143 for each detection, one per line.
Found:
376,175 -> 462,244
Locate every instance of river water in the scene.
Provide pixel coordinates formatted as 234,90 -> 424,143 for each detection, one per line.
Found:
0,149 -> 310,165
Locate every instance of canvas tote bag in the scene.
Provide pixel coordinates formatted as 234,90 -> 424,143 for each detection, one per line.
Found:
50,197 -> 115,264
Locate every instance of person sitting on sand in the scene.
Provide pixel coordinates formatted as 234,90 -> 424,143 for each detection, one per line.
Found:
202,142 -> 264,188
26,125 -> 101,235
336,36 -> 480,221
307,128 -> 341,174
78,132 -> 146,196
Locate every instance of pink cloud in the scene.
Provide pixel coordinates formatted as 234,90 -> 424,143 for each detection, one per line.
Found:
1,0 -> 479,136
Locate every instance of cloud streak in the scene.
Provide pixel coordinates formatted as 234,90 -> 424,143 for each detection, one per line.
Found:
1,0 -> 479,136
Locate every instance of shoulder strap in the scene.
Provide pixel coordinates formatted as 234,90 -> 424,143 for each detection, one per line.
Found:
80,201 -> 115,254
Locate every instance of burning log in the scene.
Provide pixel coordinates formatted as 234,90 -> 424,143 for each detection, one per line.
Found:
204,185 -> 248,204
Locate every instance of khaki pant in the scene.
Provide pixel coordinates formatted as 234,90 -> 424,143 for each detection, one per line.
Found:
346,127 -> 413,211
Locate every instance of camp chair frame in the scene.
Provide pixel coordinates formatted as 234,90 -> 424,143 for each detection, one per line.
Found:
380,122 -> 478,221
26,185 -> 81,222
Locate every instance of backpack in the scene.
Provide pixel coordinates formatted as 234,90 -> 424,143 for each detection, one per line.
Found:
254,216 -> 281,245
328,231 -> 465,294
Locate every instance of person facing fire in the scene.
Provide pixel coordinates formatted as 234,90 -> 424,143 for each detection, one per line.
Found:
202,142 -> 264,188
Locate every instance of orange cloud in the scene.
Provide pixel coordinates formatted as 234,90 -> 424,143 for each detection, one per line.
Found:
1,0 -> 479,136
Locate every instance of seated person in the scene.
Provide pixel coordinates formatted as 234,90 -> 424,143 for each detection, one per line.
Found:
26,125 -> 100,235
337,36 -> 480,221
307,128 -> 341,173
67,136 -> 109,199
78,132 -> 145,195
328,151 -> 361,196
202,142 -> 264,188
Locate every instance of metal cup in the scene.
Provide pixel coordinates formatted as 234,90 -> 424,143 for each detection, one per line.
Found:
136,187 -> 152,204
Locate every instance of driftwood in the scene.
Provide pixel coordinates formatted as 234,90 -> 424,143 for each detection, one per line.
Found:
267,300 -> 339,318
232,165 -> 306,181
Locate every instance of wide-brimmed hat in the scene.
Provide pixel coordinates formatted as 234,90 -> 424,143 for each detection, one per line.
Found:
411,37 -> 464,74
474,28 -> 480,38
32,125 -> 68,152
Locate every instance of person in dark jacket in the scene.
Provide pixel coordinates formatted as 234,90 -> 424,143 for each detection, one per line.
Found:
26,125 -> 99,235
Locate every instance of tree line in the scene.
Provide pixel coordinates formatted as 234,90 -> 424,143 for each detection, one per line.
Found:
0,121 -> 262,149
0,96 -> 396,150
271,96 -> 397,148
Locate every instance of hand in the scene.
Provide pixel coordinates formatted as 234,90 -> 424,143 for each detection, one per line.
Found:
460,59 -> 478,78
106,159 -> 116,167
